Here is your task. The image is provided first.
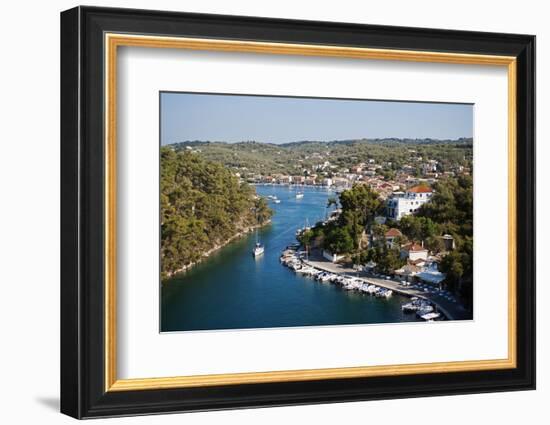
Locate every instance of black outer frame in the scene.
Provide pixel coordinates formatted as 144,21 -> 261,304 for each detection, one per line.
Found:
60,5 -> 536,419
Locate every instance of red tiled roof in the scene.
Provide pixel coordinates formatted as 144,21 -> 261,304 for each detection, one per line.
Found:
385,228 -> 402,237
408,185 -> 432,193
402,242 -> 427,252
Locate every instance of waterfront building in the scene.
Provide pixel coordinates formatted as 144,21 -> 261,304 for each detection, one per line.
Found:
332,177 -> 350,189
386,185 -> 433,220
394,264 -> 422,282
400,242 -> 429,261
278,175 -> 292,184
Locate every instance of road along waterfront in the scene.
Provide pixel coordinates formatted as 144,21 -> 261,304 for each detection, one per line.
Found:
302,254 -> 470,321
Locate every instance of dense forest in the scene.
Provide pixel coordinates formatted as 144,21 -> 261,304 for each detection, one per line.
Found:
168,138 -> 473,176
299,176 -> 473,307
161,148 -> 272,279
414,176 -> 474,306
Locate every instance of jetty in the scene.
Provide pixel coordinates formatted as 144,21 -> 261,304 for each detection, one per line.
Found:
279,245 -> 470,321
302,254 -> 469,321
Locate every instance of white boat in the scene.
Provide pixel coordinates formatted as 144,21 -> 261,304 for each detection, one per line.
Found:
295,192 -> 304,199
252,230 -> 264,257
342,277 -> 355,289
402,302 -> 416,312
274,199 -> 281,203
252,242 -> 264,257
376,289 -> 393,298
416,305 -> 435,317
333,276 -> 345,285
367,285 -> 379,295
304,268 -> 319,277
290,261 -> 302,271
421,312 -> 441,321
282,256 -> 298,266
295,267 -> 310,274
318,273 -> 332,282
296,265 -> 314,274
311,270 -> 323,278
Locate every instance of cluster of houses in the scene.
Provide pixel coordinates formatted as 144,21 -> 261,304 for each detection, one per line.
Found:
244,153 -> 468,289
246,155 -> 468,202
326,183 -> 456,289
370,225 -> 456,289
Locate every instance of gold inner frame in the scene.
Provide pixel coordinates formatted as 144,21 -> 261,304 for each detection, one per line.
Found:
104,33 -> 517,392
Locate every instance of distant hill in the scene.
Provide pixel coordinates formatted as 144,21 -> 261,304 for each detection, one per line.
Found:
165,138 -> 473,176
169,137 -> 472,149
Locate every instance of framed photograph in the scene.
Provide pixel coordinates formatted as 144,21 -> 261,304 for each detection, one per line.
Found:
60,6 -> 535,419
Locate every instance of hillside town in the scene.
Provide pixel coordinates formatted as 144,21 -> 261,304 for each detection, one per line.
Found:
282,176 -> 472,319
268,152 -> 474,317
241,152 -> 469,199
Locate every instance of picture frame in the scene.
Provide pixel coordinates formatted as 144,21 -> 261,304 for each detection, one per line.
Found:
60,5 -> 535,419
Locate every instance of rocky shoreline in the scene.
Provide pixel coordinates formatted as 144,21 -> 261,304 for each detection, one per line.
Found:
164,220 -> 272,280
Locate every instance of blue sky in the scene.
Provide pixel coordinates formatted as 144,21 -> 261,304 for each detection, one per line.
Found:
160,92 -> 473,145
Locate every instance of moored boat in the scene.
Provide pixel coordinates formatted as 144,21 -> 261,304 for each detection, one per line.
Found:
416,305 -> 435,317
420,312 -> 441,321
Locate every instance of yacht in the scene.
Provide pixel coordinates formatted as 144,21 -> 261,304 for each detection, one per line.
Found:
252,230 -> 264,257
376,288 -> 393,298
367,284 -> 379,295
296,265 -> 314,274
295,192 -> 304,199
253,242 -> 264,257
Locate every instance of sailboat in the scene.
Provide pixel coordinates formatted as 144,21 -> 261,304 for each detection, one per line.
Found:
252,229 -> 264,257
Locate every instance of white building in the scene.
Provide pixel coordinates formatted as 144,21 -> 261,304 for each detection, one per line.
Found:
323,250 -> 345,263
386,185 -> 433,220
400,242 -> 429,261
322,177 -> 333,187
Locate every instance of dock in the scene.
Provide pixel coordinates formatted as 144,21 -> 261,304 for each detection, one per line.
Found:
302,255 -> 470,321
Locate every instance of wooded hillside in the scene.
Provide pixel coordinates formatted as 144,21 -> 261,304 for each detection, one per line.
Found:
161,148 -> 272,279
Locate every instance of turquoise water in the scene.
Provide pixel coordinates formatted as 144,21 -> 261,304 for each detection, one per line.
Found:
161,185 -> 420,332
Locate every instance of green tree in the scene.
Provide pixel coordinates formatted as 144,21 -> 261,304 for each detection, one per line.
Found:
425,236 -> 445,254
339,184 -> 382,229
439,250 -> 464,291
160,148 -> 273,279
326,196 -> 338,209
325,227 -> 354,255
375,246 -> 404,275
298,229 -> 314,256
